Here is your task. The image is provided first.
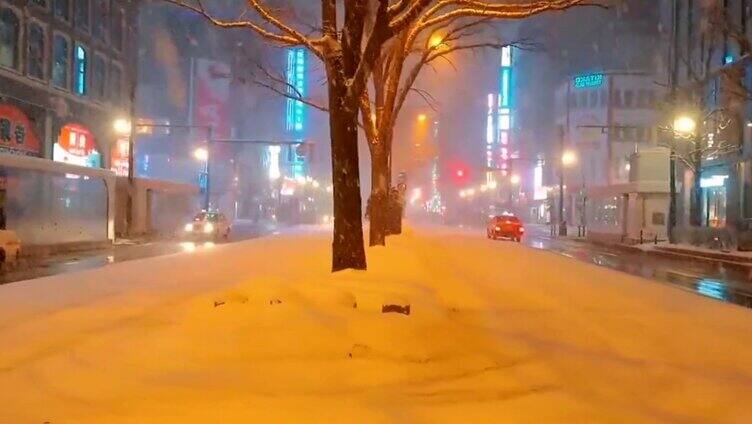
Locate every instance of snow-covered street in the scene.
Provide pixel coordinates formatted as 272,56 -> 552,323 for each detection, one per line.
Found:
1,227 -> 751,422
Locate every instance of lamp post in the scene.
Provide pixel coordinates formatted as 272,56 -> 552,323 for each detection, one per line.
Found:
670,114 -> 698,236
559,146 -> 577,237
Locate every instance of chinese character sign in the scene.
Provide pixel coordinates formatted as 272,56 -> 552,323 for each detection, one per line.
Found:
0,104 -> 42,156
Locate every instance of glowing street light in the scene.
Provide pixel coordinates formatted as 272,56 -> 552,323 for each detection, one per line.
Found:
428,34 -> 444,49
673,115 -> 697,137
193,147 -> 209,162
113,118 -> 131,136
510,174 -> 521,185
561,150 -> 577,166
417,113 -> 427,123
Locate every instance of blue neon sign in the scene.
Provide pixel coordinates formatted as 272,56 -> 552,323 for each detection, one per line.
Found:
573,73 -> 604,89
285,48 -> 306,133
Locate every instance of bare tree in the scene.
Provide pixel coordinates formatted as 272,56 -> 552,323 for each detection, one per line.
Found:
167,0 -> 593,271
359,19 -> 533,246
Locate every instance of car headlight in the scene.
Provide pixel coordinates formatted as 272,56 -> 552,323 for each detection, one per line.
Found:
495,226 -> 501,231
184,223 -> 193,232
203,223 -> 214,233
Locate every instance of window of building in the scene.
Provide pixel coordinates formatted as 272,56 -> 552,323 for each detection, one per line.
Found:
92,53 -> 106,99
52,33 -> 70,89
54,0 -> 70,22
623,126 -> 634,141
0,6 -> 21,70
29,0 -> 49,10
93,0 -> 109,42
75,0 -> 89,31
636,90 -> 647,108
111,6 -> 123,51
635,127 -> 645,142
612,89 -> 622,107
624,90 -> 634,108
74,43 -> 88,95
646,90 -> 656,108
110,62 -> 122,104
26,21 -> 46,80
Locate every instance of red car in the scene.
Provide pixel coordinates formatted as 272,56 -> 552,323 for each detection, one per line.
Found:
487,215 -> 524,242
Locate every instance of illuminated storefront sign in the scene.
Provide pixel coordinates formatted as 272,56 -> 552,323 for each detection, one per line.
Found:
573,73 -> 604,89
533,163 -> 547,200
286,48 -> 306,133
700,174 -> 728,188
0,104 -> 42,157
54,123 -> 101,168
110,137 -> 130,176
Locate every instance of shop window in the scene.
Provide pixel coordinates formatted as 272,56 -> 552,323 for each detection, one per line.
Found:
54,0 -> 70,22
612,89 -> 622,107
52,34 -> 70,89
624,90 -> 634,108
93,0 -> 109,42
703,186 -> 727,228
111,6 -> 123,51
0,7 -> 20,70
75,0 -> 89,31
92,53 -> 106,100
589,90 -> 598,108
26,22 -> 46,80
743,162 -> 752,219
29,0 -> 49,10
74,43 -> 88,95
110,62 -> 122,104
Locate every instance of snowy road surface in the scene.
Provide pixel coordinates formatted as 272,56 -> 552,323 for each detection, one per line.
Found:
522,225 -> 752,308
0,226 -> 751,422
0,219 -> 275,285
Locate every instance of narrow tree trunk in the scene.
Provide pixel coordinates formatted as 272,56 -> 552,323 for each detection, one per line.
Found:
329,76 -> 367,271
689,151 -> 703,227
369,148 -> 389,246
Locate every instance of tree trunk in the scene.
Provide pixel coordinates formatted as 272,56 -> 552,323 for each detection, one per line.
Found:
328,76 -> 367,272
369,148 -> 389,246
689,150 -> 703,227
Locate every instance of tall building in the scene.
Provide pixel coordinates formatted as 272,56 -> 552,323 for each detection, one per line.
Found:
670,0 -> 752,246
0,0 -> 137,166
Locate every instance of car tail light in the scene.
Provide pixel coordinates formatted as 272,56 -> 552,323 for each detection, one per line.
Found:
519,227 -> 525,233
495,226 -> 501,231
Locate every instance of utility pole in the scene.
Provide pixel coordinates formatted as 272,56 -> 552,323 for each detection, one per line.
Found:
667,0 -> 680,243
558,124 -> 567,236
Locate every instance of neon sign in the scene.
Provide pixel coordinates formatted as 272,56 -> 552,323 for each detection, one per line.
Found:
573,73 -> 604,89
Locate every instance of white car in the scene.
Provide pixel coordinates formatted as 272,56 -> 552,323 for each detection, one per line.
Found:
183,212 -> 231,241
0,230 -> 21,268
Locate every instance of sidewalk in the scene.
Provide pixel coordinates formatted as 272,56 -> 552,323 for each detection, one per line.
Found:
1,227 -> 750,422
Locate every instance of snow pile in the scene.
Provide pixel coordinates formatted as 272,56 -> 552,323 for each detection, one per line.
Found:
1,227 -> 751,422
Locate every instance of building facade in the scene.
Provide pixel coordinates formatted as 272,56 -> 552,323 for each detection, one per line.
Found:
555,71 -> 664,188
0,0 -> 137,168
671,0 -> 752,248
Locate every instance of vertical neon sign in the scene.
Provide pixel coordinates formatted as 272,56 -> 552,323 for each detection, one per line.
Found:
285,48 -> 306,133
498,46 -> 512,176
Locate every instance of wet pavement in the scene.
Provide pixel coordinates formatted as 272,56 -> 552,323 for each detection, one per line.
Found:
0,220 -> 275,285
523,225 -> 752,309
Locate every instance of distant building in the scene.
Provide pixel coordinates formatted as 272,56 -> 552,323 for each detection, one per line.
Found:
0,0 -> 137,167
555,71 -> 665,188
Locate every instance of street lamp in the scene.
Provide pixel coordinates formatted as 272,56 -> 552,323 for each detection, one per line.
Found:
193,147 -> 209,162
673,115 -> 697,137
113,118 -> 131,136
428,34 -> 444,49
510,174 -> 521,185
561,150 -> 577,166
417,113 -> 427,123
558,149 -> 576,236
